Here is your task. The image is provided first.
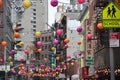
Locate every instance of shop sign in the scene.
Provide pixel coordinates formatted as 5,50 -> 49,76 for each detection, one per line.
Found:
102,2 -> 120,28
109,32 -> 119,47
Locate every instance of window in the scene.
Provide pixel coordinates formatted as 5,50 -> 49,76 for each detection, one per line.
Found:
33,25 -> 36,28
42,37 -> 44,41
33,9 -> 36,11
33,13 -> 36,15
33,29 -> 36,32
33,17 -> 36,19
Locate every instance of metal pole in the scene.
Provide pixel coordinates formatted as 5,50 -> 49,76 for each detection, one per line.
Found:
109,29 -> 115,80
4,47 -> 7,80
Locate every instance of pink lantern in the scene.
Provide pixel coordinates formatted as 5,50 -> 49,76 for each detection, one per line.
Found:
87,33 -> 92,39
11,50 -> 16,55
53,39 -> 59,45
56,29 -> 63,35
76,26 -> 82,32
78,0 -> 85,4
32,58 -> 36,62
71,59 -> 75,63
20,58 -> 24,62
67,55 -> 71,59
24,49 -> 29,54
0,58 -> 3,63
37,41 -> 42,47
50,0 -> 58,7
41,64 -> 45,68
64,44 -> 68,49
78,51 -> 82,56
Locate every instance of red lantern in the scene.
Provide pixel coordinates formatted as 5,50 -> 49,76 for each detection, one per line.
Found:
77,41 -> 81,45
78,0 -> 85,4
0,0 -> 3,7
56,29 -> 63,35
97,23 -> 103,30
87,33 -> 92,39
64,38 -> 70,43
24,49 -> 29,54
1,41 -> 7,47
14,32 -> 20,38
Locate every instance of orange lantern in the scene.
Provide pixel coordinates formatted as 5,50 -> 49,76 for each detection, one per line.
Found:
14,32 -> 20,38
97,23 -> 103,30
1,41 -> 7,47
8,56 -> 13,61
19,63 -> 24,67
61,62 -> 65,65
56,57 -> 60,61
64,38 -> 70,43
38,48 -> 42,53
77,41 -> 81,45
0,0 -> 3,7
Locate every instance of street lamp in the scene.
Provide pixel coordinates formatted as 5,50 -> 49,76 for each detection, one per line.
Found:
1,41 -> 7,80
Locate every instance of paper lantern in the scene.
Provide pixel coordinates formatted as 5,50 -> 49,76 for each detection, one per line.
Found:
53,39 -> 59,45
32,58 -> 36,62
76,26 -> 82,32
0,0 -> 3,7
0,58 -> 3,63
51,0 -> 58,7
56,57 -> 60,61
78,51 -> 82,56
23,0 -> 31,8
56,29 -> 63,35
20,58 -> 25,62
38,48 -> 42,53
64,44 -> 68,49
8,56 -> 13,61
51,47 -> 56,51
14,32 -> 20,38
11,50 -> 16,55
71,59 -> 75,63
19,42 -> 25,47
71,62 -> 74,65
77,41 -> 81,45
1,41 -> 7,47
78,0 -> 85,4
64,38 -> 70,43
67,55 -> 71,59
61,62 -> 65,65
97,23 -> 103,30
37,41 -> 42,47
35,32 -> 41,38
24,49 -> 29,54
87,33 -> 92,39
9,62 -> 13,66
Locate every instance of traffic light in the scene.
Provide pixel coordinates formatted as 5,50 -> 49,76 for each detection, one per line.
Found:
49,54 -> 55,68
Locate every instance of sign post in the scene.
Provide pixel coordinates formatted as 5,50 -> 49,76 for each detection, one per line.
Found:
102,2 -> 120,80
102,2 -> 120,28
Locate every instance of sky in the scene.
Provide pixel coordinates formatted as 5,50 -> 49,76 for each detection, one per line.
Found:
48,0 -> 70,26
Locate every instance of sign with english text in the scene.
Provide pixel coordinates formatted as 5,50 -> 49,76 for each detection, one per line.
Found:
109,32 -> 119,47
102,2 -> 120,28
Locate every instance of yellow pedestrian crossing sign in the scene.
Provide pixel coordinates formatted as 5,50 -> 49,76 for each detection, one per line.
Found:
102,2 -> 120,28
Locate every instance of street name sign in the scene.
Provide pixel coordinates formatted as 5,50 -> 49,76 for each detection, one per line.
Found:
102,2 -> 120,28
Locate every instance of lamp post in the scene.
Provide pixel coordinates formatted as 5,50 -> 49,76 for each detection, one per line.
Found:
1,41 -> 7,80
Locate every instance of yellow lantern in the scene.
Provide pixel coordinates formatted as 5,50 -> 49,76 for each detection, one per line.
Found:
23,0 -> 31,8
35,32 -> 41,38
19,42 -> 25,47
51,47 -> 56,51
9,62 -> 13,66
